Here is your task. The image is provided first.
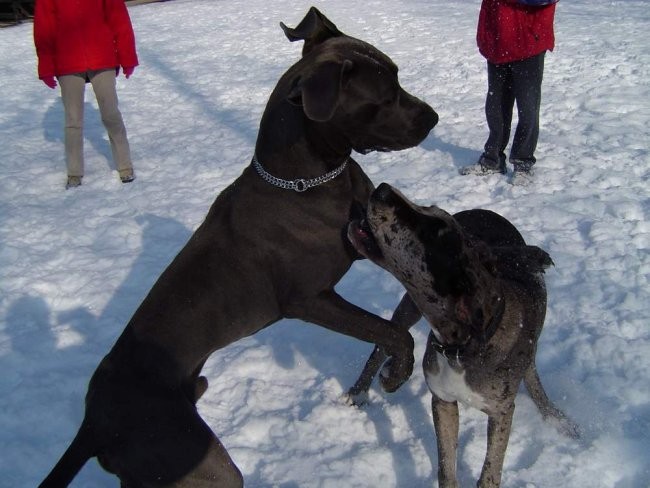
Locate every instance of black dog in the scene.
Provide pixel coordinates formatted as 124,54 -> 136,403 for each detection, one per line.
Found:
39,8 -> 437,487
348,183 -> 579,488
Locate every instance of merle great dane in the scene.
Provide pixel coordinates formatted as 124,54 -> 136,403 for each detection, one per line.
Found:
347,183 -> 580,487
39,7 -> 437,488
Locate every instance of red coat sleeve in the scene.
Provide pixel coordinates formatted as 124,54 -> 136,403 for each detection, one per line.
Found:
33,0 -> 56,79
106,0 -> 139,69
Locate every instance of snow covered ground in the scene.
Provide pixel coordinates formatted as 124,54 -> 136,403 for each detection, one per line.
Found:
1,0 -> 648,486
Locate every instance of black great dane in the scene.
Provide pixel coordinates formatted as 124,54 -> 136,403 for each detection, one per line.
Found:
39,7 -> 437,487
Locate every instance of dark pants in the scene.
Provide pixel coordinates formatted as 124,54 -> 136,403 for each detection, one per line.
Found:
483,52 -> 545,170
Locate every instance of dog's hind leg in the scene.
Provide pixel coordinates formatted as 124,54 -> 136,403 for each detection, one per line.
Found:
523,363 -> 581,438
345,293 -> 422,405
112,397 -> 243,488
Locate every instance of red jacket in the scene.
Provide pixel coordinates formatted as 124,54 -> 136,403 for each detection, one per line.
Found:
34,0 -> 139,79
477,0 -> 556,64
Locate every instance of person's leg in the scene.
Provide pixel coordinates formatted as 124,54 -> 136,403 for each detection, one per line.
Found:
484,60 -> 514,168
59,73 -> 87,181
89,69 -> 134,181
509,52 -> 545,172
460,61 -> 511,175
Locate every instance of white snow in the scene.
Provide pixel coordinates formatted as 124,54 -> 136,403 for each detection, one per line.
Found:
1,0 -> 648,486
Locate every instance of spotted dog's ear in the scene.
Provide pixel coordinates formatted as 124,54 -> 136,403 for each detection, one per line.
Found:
420,218 -> 475,297
280,7 -> 344,57
288,60 -> 354,122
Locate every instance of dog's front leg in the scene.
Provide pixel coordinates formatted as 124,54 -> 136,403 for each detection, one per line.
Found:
286,290 -> 414,392
346,293 -> 422,405
478,405 -> 514,488
345,345 -> 386,406
431,397 -> 460,488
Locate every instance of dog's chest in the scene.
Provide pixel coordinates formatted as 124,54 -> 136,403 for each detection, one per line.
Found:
424,353 -> 487,410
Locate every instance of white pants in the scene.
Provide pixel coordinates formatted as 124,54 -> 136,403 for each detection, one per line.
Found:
58,69 -> 133,177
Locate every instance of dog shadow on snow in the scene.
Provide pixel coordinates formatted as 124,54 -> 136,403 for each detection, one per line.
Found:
2,214 -> 193,486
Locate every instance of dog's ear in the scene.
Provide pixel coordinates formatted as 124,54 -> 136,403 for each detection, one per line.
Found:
280,7 -> 344,56
288,60 -> 353,122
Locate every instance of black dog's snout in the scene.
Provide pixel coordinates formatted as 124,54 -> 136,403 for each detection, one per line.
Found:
401,90 -> 439,134
420,105 -> 439,132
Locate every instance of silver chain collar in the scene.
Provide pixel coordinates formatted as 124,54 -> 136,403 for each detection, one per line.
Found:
252,154 -> 348,192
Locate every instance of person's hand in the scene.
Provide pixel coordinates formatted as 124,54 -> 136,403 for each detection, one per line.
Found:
41,76 -> 57,89
122,66 -> 135,79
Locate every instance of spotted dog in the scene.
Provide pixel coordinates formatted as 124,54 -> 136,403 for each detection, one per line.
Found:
347,183 -> 579,488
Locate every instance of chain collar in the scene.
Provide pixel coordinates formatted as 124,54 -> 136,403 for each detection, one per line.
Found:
252,154 -> 348,192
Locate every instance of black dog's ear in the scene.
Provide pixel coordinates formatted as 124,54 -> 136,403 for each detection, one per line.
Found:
280,7 -> 344,56
288,60 -> 353,122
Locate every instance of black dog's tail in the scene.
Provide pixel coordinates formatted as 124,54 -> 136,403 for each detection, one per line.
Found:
39,421 -> 96,488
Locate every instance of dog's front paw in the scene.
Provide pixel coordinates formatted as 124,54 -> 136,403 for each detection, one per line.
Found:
379,355 -> 414,393
380,335 -> 415,393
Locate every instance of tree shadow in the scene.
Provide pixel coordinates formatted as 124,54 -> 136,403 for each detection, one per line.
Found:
137,46 -> 259,144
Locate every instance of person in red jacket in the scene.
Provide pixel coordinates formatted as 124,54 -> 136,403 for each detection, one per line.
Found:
34,0 -> 139,189
460,0 -> 557,184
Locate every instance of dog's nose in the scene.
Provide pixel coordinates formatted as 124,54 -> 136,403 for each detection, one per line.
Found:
409,105 -> 438,144
422,107 -> 439,130
431,110 -> 439,128
403,91 -> 439,133
418,105 -> 438,134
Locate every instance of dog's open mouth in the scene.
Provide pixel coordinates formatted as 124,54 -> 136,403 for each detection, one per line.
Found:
347,218 -> 383,261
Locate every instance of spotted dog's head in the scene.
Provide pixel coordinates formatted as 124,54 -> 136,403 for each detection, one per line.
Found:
347,183 -> 502,347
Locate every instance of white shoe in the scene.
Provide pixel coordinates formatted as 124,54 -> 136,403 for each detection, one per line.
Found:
510,167 -> 535,186
65,176 -> 82,189
459,155 -> 506,176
